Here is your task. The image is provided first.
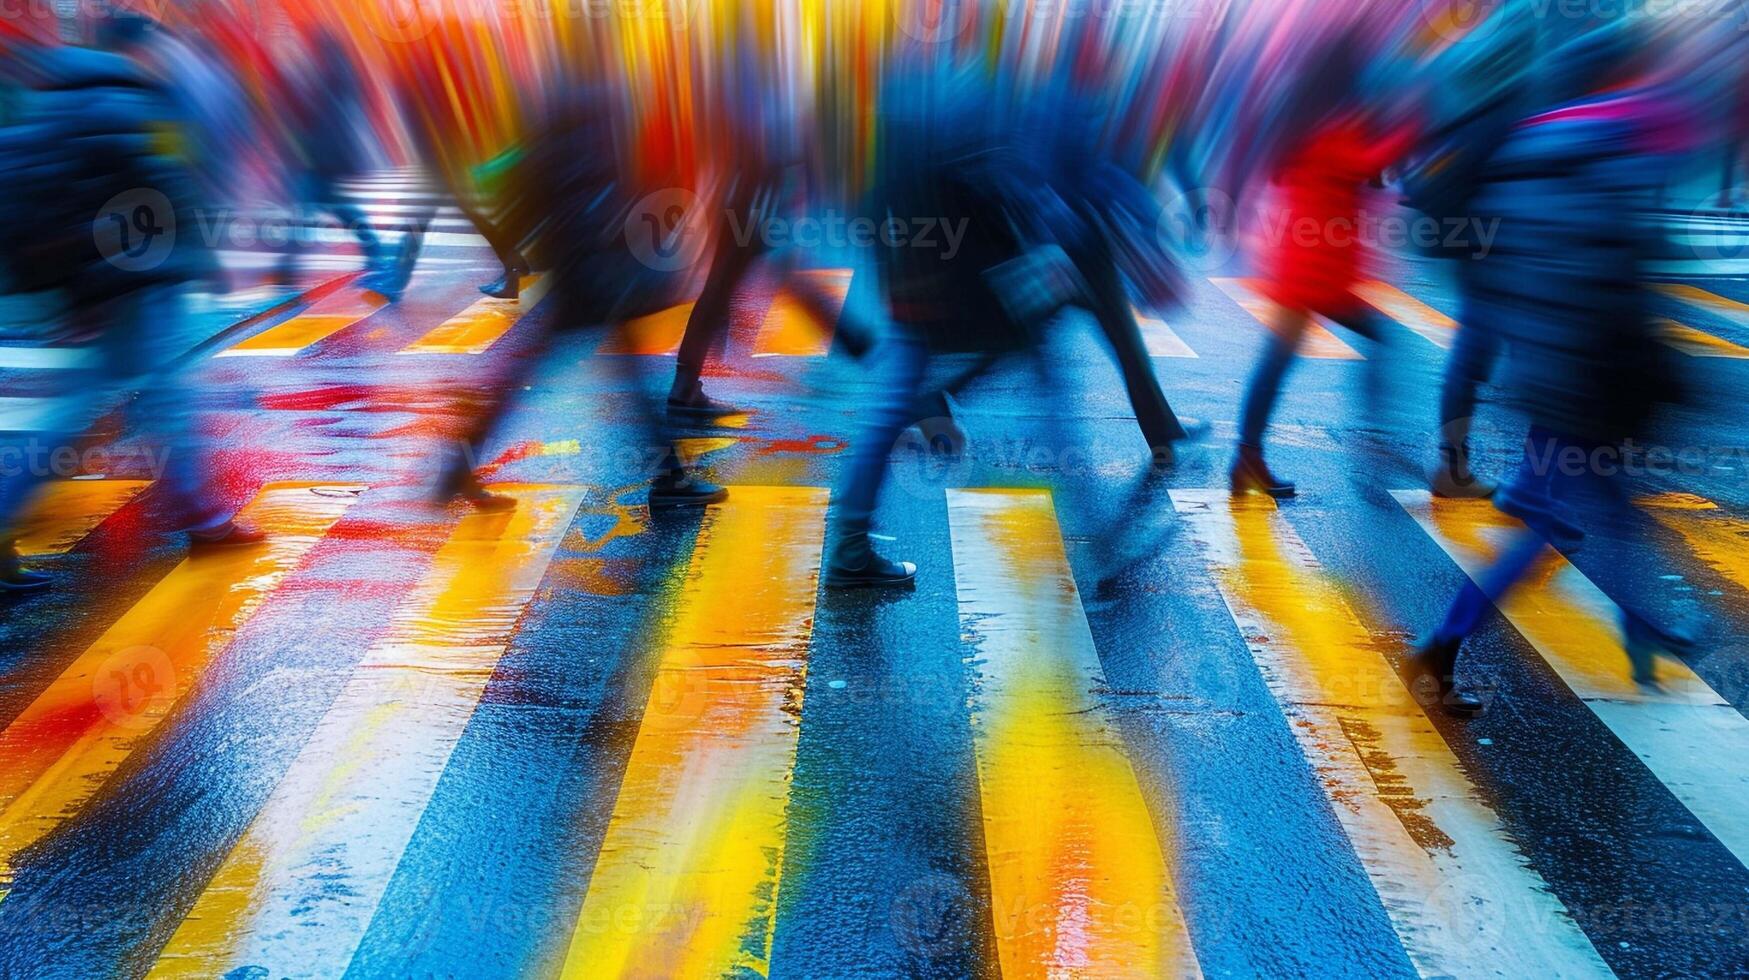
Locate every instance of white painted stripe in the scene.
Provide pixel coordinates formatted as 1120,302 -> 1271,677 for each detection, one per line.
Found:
147,486 -> 587,978
1172,490 -> 1612,978
0,397 -> 62,431
1135,310 -> 1197,358
1394,490 -> 1749,870
946,488 -> 1200,978
0,347 -> 97,370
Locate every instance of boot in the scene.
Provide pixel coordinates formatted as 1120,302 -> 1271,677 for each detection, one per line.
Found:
1230,445 -> 1295,499
1431,444 -> 1495,499
649,469 -> 728,510
0,540 -> 51,593
1399,635 -> 1485,718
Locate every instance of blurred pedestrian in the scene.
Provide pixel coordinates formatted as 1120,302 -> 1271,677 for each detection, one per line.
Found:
1406,25 -> 1697,716
1231,33 -> 1417,499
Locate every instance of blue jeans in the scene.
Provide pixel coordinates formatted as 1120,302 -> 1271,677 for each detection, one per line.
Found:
1435,427 -> 1671,643
829,326 -> 930,567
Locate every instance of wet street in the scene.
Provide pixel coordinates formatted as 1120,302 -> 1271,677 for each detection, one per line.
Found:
4,174 -> 1749,978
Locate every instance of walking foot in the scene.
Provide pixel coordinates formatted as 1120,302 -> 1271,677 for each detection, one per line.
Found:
1230,446 -> 1296,499
1399,635 -> 1486,718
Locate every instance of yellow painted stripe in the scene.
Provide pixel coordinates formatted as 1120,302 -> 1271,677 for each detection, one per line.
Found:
148,485 -> 585,978
598,302 -> 693,355
1394,490 -> 1749,869
1656,282 -> 1749,322
946,488 -> 1199,979
1641,493 -> 1749,598
397,276 -> 551,355
1135,310 -> 1197,358
1656,318 -> 1749,359
1170,490 -> 1609,977
216,286 -> 387,357
753,268 -> 852,357
1352,280 -> 1458,349
561,486 -> 827,978
0,484 -> 361,889
1210,278 -> 1364,360
12,479 -> 150,557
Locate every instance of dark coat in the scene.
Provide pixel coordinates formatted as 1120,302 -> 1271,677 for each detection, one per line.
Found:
1466,102 -> 1674,442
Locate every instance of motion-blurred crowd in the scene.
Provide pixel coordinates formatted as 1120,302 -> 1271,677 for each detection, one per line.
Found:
3,0 -> 1745,712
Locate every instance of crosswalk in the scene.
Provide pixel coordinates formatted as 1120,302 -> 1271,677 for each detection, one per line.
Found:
5,466 -> 1748,974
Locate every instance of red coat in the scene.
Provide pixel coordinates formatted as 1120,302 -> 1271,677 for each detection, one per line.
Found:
1257,114 -> 1415,315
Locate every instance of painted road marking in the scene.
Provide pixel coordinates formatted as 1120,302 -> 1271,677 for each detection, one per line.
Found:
561,486 -> 827,978
0,484 -> 361,889
148,485 -> 585,978
1655,283 -> 1749,325
1641,493 -> 1749,598
0,347 -> 97,370
1655,318 -> 1749,359
1353,280 -> 1458,349
12,479 -> 151,556
597,302 -> 693,356
1171,490 -> 1610,978
397,276 -> 551,355
1135,310 -> 1198,358
1395,490 -> 1749,870
946,488 -> 1200,979
1210,279 -> 1364,360
0,397 -> 60,432
753,268 -> 852,357
216,285 -> 386,357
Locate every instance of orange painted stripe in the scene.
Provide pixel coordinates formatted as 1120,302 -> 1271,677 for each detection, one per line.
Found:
946,488 -> 1199,979
753,268 -> 852,357
1171,490 -> 1607,976
1656,282 -> 1749,322
1353,280 -> 1458,349
1396,490 -> 1749,869
561,486 -> 827,978
598,302 -> 694,355
0,484 -> 362,888
397,275 -> 550,355
149,485 -> 585,978
1210,278 -> 1364,360
1656,318 -> 1749,359
12,480 -> 150,557
217,287 -> 387,357
1641,493 -> 1749,599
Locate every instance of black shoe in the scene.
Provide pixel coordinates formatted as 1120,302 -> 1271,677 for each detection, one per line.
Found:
435,467 -> 517,512
187,519 -> 268,549
666,389 -> 742,420
1623,615 -> 1699,688
649,478 -> 729,510
1399,636 -> 1485,718
0,545 -> 51,593
480,273 -> 521,300
1230,446 -> 1295,499
825,552 -> 918,589
1430,461 -> 1495,500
